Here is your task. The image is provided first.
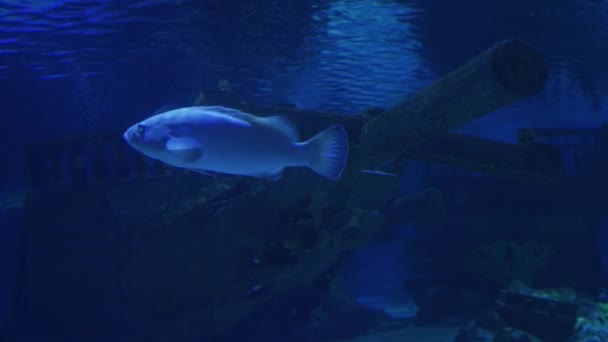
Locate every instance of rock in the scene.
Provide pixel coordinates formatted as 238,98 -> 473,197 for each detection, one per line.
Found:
454,311 -> 542,342
19,186 -> 128,341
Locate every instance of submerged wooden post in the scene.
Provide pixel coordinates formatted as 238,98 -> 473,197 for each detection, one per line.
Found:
356,38 -> 548,168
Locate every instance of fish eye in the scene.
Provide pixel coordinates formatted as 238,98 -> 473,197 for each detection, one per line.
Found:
136,124 -> 146,135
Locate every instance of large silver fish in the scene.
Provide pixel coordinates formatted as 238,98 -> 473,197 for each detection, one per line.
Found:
123,106 -> 349,180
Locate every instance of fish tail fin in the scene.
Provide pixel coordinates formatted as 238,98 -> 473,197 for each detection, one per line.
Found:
305,124 -> 349,180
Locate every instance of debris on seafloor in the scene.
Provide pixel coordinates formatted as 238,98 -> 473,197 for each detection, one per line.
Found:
455,281 -> 608,342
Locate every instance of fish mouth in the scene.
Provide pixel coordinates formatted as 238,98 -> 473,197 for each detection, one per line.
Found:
123,129 -> 134,144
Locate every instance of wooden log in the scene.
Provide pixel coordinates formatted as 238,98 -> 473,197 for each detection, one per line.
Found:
405,133 -> 561,183
356,38 -> 548,168
531,124 -> 608,138
424,177 -> 605,217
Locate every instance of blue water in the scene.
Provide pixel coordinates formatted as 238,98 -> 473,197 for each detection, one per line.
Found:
3,1 -> 608,341
2,1 -> 608,146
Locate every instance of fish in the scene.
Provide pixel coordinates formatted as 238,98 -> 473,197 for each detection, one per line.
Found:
123,105 -> 349,180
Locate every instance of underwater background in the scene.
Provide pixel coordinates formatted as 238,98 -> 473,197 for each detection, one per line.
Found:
2,0 -> 608,341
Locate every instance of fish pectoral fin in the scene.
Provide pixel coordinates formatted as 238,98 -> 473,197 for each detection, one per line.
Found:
166,137 -> 203,162
249,168 -> 284,180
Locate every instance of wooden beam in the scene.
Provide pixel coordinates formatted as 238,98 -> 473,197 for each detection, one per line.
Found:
356,39 -> 548,168
406,133 -> 561,183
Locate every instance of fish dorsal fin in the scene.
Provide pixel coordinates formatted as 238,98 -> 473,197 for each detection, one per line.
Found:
166,137 -> 203,162
199,106 -> 255,122
254,116 -> 300,141
200,106 -> 300,141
